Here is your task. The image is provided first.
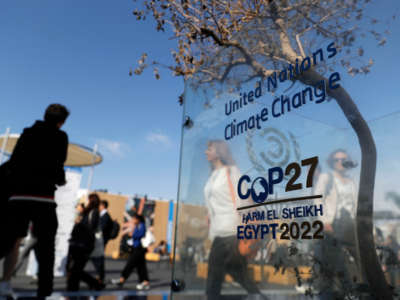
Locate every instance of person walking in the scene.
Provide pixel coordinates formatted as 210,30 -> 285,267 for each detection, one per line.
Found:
99,200 -> 113,247
90,200 -> 113,284
111,213 -> 150,290
383,235 -> 400,287
204,140 -> 267,300
0,104 -> 69,298
313,149 -> 360,299
66,193 -> 105,291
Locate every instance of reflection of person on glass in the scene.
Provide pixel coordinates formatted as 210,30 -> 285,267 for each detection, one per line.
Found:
313,149 -> 359,295
382,234 -> 400,287
204,140 -> 266,300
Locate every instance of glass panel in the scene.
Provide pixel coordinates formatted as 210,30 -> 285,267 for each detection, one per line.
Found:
173,2 -> 400,299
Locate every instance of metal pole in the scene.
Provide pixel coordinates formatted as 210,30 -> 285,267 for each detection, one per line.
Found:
86,143 -> 98,200
0,127 -> 11,164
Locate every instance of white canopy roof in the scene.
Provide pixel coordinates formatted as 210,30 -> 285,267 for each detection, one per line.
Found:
0,134 -> 102,167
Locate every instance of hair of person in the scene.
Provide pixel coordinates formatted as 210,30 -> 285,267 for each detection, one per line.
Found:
327,148 -> 350,169
207,140 -> 236,169
84,193 -> 100,214
100,200 -> 109,209
133,213 -> 145,224
44,104 -> 70,125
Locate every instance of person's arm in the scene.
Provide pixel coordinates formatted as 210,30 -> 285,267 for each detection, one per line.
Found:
55,132 -> 68,186
124,212 -> 132,221
9,130 -> 30,170
122,221 -> 134,236
314,173 -> 335,230
313,173 -> 328,196
122,226 -> 132,236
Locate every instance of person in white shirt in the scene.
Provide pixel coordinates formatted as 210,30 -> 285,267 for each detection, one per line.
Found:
204,140 -> 266,300
313,149 -> 360,297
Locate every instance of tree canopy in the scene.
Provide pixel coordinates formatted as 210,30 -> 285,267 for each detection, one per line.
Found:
131,0 -> 390,88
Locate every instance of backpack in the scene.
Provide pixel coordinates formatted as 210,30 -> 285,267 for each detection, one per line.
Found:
109,220 -> 120,239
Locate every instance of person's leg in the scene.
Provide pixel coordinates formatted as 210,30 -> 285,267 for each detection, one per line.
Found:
313,233 -> 340,293
98,256 -> 105,282
13,235 -> 37,276
227,252 -> 260,295
120,248 -> 140,283
206,237 -> 228,300
136,248 -> 149,283
0,202 -> 29,259
0,238 -> 22,296
90,256 -> 105,282
32,203 -> 58,297
2,238 -> 22,280
0,234 -> 18,260
66,247 -> 89,291
0,202 -> 30,297
0,209 -> 15,259
80,269 -> 103,290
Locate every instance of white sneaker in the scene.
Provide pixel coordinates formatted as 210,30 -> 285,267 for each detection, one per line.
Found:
296,284 -> 314,294
295,284 -> 307,293
0,281 -> 14,297
110,278 -> 124,287
136,281 -> 150,290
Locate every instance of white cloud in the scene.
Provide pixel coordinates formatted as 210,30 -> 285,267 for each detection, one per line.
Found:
146,132 -> 172,147
96,139 -> 130,158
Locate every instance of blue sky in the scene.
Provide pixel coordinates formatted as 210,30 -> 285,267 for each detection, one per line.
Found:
1,1 -> 399,204
0,1 -> 184,199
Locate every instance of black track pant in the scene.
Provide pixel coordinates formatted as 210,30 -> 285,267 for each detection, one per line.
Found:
121,246 -> 149,282
90,256 -> 105,281
206,236 -> 260,300
66,245 -> 100,291
0,201 -> 58,297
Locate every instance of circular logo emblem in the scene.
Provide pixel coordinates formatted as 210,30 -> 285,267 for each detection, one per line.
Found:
246,127 -> 300,181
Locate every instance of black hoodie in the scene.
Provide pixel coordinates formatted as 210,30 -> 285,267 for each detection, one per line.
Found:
8,120 -> 68,199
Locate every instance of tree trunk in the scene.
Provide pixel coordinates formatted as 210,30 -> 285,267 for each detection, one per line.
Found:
299,69 -> 392,300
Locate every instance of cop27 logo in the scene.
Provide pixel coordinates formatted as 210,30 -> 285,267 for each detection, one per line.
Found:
237,156 -> 318,203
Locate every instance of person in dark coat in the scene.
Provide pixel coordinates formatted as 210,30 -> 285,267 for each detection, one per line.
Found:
99,200 -> 113,246
0,104 -> 69,298
66,193 -> 104,291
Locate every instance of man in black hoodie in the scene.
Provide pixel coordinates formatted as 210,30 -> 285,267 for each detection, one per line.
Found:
0,104 -> 69,298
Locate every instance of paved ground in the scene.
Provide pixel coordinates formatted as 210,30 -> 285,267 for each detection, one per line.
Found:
2,257 -> 172,299
1,258 -> 311,299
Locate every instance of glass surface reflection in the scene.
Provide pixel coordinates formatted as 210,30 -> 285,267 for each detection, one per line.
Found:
173,36 -> 400,300
204,140 -> 266,299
